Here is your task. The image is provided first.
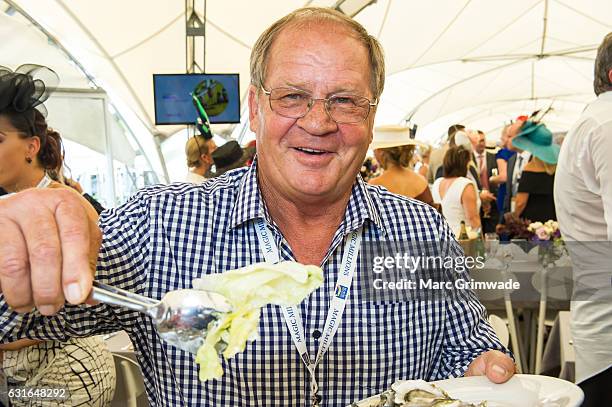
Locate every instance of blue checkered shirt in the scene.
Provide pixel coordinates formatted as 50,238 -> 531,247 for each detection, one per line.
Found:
0,160 -> 506,406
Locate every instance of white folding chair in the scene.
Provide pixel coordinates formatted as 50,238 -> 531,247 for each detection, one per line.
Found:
111,353 -> 147,407
472,253 -> 524,373
488,314 -> 510,348
533,261 -> 572,374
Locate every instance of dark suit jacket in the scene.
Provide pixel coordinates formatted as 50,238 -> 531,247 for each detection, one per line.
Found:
474,152 -> 499,193
488,152 -> 499,194
477,152 -> 499,232
503,154 -> 518,215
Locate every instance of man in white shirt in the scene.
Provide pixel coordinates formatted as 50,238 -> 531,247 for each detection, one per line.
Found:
554,32 -> 612,407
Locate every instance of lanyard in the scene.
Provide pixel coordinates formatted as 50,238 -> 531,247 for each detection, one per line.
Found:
36,174 -> 52,189
254,217 -> 362,407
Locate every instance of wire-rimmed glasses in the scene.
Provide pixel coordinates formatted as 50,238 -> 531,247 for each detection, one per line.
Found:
261,86 -> 377,124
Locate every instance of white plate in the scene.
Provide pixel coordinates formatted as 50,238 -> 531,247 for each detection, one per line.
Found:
349,374 -> 583,407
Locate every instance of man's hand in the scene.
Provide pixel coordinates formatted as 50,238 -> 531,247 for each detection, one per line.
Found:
480,190 -> 497,202
465,350 -> 516,383
0,189 -> 100,315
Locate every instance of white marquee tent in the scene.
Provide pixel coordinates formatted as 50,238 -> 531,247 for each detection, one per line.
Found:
2,0 -> 611,191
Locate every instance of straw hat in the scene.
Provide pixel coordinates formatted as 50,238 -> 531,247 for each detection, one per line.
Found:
370,125 -> 427,150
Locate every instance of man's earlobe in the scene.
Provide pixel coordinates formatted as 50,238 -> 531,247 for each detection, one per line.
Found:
248,85 -> 260,133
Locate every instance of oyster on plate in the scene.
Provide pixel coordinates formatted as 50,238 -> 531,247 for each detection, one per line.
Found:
351,380 -> 487,407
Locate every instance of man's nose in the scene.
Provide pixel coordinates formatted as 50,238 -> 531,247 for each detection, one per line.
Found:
297,99 -> 337,135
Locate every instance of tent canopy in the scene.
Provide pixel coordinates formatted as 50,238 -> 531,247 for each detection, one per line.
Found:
6,0 -> 612,145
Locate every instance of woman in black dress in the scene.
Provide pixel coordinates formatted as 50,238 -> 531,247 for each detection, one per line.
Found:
510,121 -> 560,223
515,158 -> 556,222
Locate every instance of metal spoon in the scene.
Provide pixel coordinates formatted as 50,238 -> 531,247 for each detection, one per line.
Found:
91,281 -> 232,354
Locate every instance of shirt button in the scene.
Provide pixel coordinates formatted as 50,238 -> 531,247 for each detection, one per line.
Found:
312,329 -> 322,339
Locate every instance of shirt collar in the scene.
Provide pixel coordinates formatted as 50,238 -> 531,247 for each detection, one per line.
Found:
229,157 -> 386,236
342,175 -> 386,236
229,158 -> 269,230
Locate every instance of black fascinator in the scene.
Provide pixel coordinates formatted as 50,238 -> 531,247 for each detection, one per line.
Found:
0,64 -> 59,119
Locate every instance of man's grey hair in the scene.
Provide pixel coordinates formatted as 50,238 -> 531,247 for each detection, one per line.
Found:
249,7 -> 385,99
594,32 -> 612,96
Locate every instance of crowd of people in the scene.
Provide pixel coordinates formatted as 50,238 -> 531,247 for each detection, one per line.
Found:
364,118 -> 560,239
0,6 -> 610,407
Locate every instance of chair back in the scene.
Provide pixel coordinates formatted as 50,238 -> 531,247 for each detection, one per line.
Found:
111,353 -> 147,407
489,314 -> 510,347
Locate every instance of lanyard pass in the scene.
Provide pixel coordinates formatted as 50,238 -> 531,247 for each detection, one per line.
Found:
254,218 -> 363,407
310,367 -> 320,407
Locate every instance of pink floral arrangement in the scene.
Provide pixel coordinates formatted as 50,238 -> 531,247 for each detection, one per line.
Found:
527,220 -> 562,242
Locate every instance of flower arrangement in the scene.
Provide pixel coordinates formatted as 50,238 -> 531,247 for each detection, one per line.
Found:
527,220 -> 562,242
360,156 -> 381,181
497,217 -> 566,266
527,220 -> 566,266
496,214 -> 531,240
497,215 -> 563,242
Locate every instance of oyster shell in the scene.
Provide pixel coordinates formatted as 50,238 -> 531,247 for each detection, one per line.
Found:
383,379 -> 486,407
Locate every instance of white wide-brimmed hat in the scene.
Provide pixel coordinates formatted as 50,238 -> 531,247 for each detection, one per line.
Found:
453,130 -> 473,150
370,125 -> 428,150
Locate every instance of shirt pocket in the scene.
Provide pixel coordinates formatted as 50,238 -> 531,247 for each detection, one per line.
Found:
354,300 -> 444,391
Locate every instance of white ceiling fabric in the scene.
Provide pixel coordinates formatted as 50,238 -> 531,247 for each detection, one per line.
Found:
365,0 -> 611,140
0,4 -> 164,175
6,0 -> 612,145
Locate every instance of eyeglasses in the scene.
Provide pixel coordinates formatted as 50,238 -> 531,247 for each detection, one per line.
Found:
261,86 -> 377,124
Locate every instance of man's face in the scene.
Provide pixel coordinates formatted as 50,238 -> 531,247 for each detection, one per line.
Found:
248,22 -> 375,202
475,133 -> 486,154
506,120 -> 524,152
467,130 -> 479,148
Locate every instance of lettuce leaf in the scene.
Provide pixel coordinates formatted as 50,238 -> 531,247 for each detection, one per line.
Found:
192,261 -> 323,381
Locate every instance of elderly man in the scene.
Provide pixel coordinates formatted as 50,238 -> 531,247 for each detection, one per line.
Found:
554,32 -> 612,407
0,8 -> 514,406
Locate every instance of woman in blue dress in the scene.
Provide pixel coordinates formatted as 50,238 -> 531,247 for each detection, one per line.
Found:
490,125 -> 516,215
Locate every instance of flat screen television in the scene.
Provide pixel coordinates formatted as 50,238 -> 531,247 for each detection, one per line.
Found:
153,73 -> 240,125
